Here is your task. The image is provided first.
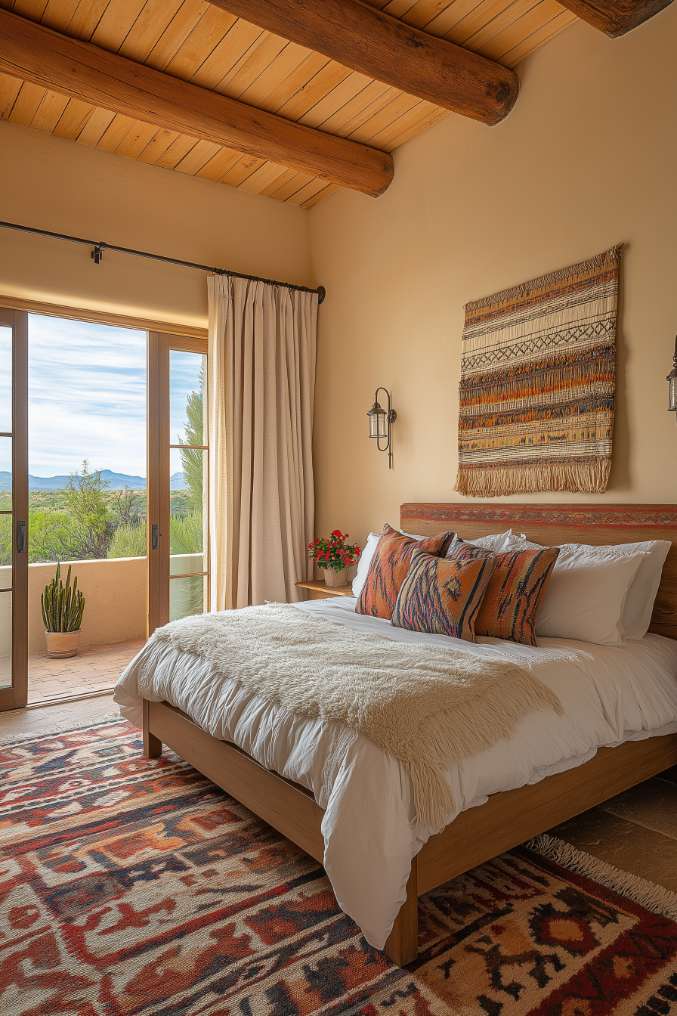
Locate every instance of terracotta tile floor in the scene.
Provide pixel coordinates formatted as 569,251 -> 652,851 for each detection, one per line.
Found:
28,639 -> 145,704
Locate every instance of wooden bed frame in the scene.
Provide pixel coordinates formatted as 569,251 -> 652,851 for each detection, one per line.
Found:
142,502 -> 677,966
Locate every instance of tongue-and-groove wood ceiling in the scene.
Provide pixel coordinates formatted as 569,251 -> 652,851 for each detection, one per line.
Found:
0,0 -> 576,207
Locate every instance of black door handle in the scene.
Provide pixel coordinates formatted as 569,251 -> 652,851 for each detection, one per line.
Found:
151,523 -> 159,551
16,520 -> 26,554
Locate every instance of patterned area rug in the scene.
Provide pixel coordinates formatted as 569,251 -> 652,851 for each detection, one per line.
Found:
2,719 -> 676,1015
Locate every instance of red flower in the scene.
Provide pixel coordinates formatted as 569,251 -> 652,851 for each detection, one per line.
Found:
308,531 -> 361,566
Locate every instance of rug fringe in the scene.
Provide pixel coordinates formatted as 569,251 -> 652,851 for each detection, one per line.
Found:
0,712 -> 121,746
526,833 -> 677,920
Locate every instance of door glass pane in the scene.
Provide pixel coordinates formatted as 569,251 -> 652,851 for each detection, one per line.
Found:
0,327 -> 10,433
170,575 -> 205,621
160,342 -> 209,630
170,350 -> 206,445
28,314 -> 147,563
0,436 -> 10,497
0,514 -> 10,571
0,591 -> 11,688
27,314 -> 147,705
170,446 -> 207,576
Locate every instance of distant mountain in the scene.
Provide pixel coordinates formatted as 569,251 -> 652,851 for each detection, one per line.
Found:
95,470 -> 148,490
0,470 -> 187,492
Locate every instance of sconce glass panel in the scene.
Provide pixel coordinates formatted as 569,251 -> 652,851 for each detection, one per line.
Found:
367,402 -> 387,439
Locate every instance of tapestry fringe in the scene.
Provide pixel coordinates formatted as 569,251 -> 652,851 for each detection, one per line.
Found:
456,459 -> 611,497
527,834 -> 677,920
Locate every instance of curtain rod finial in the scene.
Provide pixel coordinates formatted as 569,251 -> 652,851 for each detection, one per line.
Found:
317,286 -> 326,305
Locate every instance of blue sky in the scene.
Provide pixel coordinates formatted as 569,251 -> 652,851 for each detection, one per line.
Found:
0,314 -> 202,477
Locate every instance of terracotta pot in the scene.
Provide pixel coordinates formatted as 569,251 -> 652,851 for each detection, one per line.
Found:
45,630 -> 81,659
323,567 -> 348,588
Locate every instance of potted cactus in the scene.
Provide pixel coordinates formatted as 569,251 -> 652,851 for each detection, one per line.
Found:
41,563 -> 86,658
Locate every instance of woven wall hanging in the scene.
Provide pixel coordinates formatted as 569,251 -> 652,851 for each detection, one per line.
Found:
456,246 -> 621,496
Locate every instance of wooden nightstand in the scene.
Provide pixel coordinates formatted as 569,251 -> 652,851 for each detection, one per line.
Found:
296,580 -> 353,600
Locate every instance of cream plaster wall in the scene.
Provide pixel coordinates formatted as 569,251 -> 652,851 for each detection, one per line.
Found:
0,120 -> 313,330
309,8 -> 677,544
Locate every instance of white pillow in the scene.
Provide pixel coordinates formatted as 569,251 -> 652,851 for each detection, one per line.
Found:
352,531 -> 383,597
621,541 -> 671,638
536,547 -> 647,644
508,535 -> 670,641
464,530 -> 513,552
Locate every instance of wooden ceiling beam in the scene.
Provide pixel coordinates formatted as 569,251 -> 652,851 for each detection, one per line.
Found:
0,9 -> 393,197
205,0 -> 519,125
556,0 -> 673,34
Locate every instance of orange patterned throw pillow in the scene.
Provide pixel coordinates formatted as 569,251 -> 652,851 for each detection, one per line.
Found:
475,543 -> 560,646
355,524 -> 454,620
392,543 -> 497,641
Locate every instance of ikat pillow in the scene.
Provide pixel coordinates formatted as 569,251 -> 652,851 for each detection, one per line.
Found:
475,544 -> 560,646
355,524 -> 454,620
391,542 -> 497,641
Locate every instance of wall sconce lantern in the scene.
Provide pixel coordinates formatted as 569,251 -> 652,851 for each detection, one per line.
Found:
367,386 -> 397,469
668,336 -> 677,417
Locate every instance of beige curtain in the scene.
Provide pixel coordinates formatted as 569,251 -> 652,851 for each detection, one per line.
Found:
208,275 -> 318,609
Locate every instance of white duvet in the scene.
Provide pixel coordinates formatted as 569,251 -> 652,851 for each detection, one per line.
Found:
114,596 -> 677,949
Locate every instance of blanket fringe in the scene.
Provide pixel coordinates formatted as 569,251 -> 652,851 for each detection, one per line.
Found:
411,669 -> 562,828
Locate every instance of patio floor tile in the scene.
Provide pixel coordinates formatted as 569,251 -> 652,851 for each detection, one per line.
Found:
28,638 -> 145,704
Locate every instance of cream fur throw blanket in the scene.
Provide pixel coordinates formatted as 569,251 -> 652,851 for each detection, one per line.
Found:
152,603 -> 562,828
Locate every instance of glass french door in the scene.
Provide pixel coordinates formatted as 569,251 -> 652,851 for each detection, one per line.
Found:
0,309 -> 28,711
0,312 -> 208,710
148,332 -> 209,633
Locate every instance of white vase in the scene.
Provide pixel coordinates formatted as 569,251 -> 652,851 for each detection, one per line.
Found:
324,567 -> 348,588
45,630 -> 81,658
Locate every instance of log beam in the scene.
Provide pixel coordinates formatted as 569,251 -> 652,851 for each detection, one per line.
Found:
206,0 -> 519,126
557,0 -> 673,34
0,9 -> 393,197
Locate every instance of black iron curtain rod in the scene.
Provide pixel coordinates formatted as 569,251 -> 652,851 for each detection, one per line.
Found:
0,219 -> 326,304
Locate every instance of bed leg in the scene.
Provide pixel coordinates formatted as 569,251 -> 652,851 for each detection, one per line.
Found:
142,699 -> 162,759
384,857 -> 418,966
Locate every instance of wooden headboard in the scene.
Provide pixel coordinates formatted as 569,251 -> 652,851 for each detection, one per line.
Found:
401,503 -> 677,641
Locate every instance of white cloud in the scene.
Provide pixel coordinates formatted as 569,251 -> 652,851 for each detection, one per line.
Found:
28,314 -> 148,476
1,315 -> 204,479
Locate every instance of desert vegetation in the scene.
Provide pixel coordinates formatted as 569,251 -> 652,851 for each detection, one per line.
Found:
0,384 -> 204,569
